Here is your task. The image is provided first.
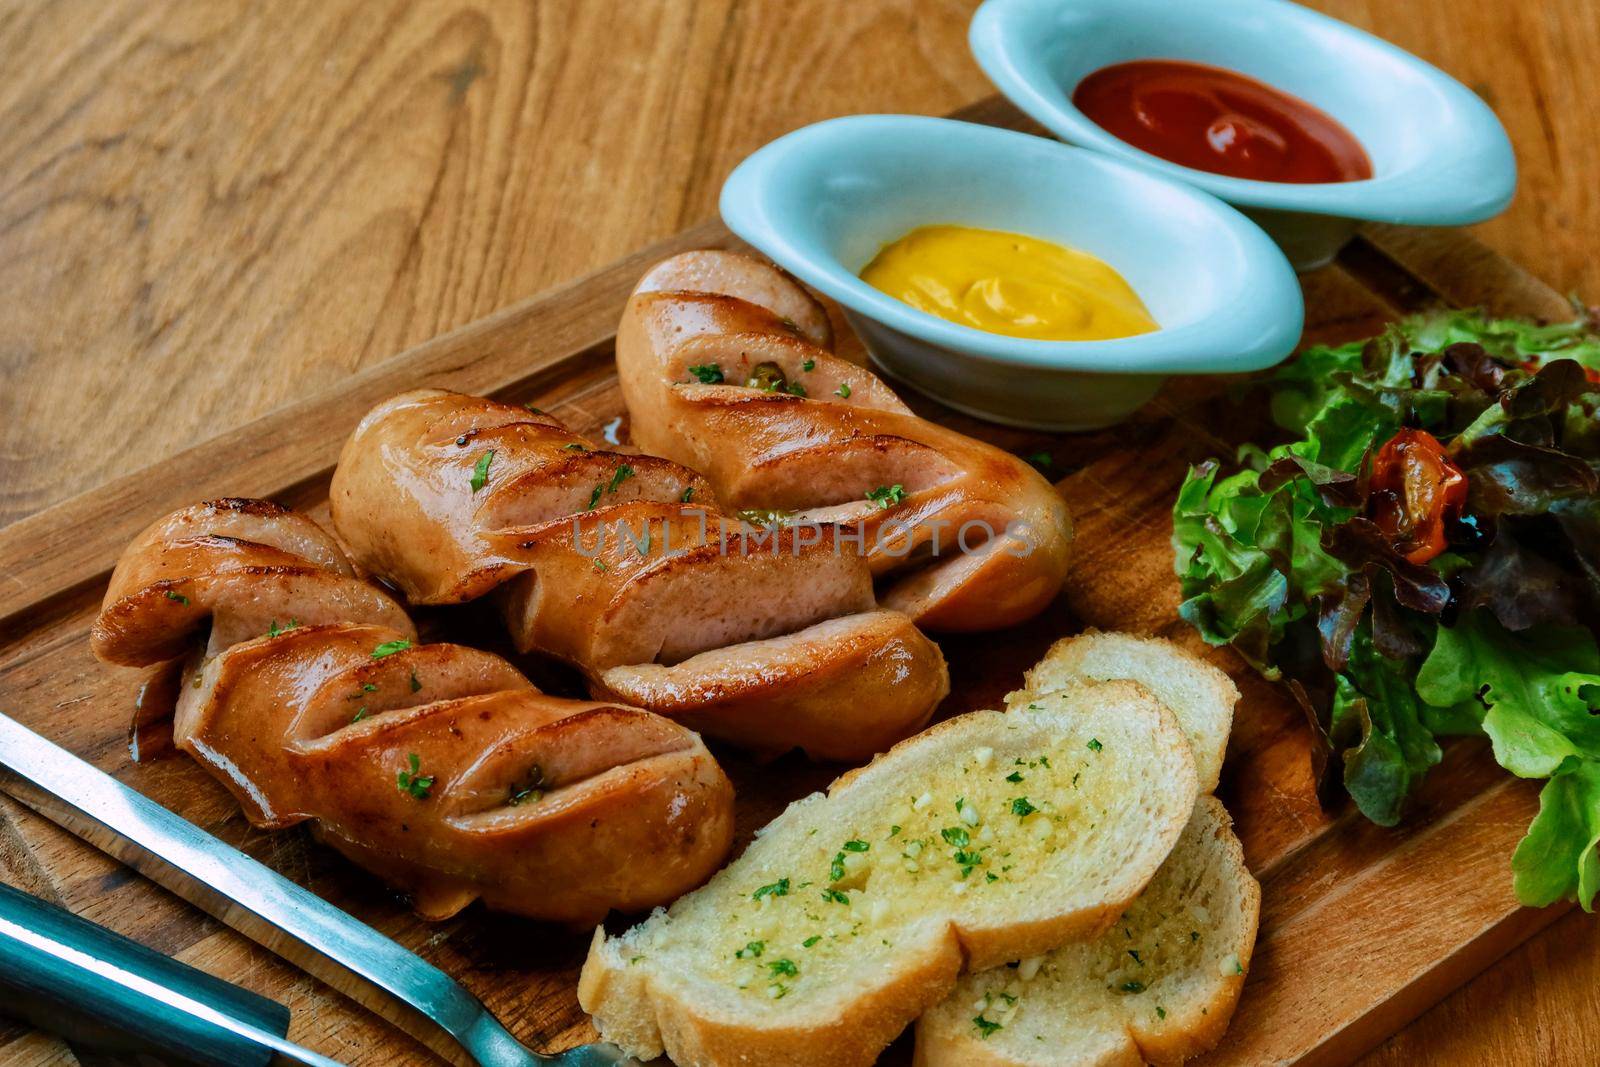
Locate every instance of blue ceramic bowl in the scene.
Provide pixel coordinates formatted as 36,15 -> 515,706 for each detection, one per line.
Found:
719,115 -> 1302,431
970,0 -> 1517,270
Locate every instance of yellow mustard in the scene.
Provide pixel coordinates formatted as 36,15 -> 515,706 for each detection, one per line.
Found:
859,225 -> 1158,342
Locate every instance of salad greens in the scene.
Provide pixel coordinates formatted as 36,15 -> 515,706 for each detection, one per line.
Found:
1173,310 -> 1600,908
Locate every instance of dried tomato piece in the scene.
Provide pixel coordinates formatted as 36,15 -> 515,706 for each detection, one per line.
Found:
1367,428 -> 1468,564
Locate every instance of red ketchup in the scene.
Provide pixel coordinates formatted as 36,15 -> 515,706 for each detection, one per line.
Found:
1073,59 -> 1372,184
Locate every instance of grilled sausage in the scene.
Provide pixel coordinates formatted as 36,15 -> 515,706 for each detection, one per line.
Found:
92,499 -> 734,923
329,391 -> 949,762
616,250 -> 1073,631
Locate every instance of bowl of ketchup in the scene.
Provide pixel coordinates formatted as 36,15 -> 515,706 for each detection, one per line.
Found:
970,0 -> 1515,269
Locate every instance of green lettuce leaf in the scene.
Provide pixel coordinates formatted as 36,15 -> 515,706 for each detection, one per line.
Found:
1513,762 -> 1600,909
1417,614 -> 1600,778
1173,453 -> 1349,673
1416,613 -> 1600,908
1407,307 -> 1600,374
1331,630 -> 1442,826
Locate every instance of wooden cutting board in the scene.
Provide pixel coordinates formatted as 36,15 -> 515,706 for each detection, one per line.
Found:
0,96 -> 1579,1067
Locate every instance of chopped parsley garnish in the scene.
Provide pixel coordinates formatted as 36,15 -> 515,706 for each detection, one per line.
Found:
164,590 -> 189,606
562,442 -> 587,451
688,363 -> 725,384
985,871 -> 999,883
820,888 -> 849,904
360,682 -> 378,693
351,707 -> 368,723
735,941 -> 764,959
865,483 -> 906,508
1010,797 -> 1038,818
266,618 -> 300,638
524,403 -> 543,413
940,826 -> 970,847
680,485 -> 695,503
396,754 -> 434,799
784,381 -> 807,397
508,765 -> 545,806
802,935 -> 821,947
802,359 -> 815,372
1156,1006 -> 1167,1019
752,878 -> 790,902
1087,737 -> 1103,752
973,1016 -> 1003,1038
410,671 -> 422,693
470,450 -> 495,493
734,507 -> 794,528
371,639 -> 411,659
593,558 -> 608,572
828,843 -> 864,880
767,958 -> 798,977
586,464 -> 637,511
835,381 -> 852,399
889,825 -> 902,836
1026,451 -> 1053,468
746,362 -> 786,391
953,849 -> 984,877
1005,771 -> 1023,783
1120,980 -> 1146,994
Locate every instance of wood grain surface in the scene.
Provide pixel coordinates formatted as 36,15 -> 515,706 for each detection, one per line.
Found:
0,211 -> 1580,1067
1,1 -> 1596,1064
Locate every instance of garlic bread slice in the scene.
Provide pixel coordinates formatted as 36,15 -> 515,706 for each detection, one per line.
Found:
915,797 -> 1258,1066
1009,631 -> 1238,794
579,681 -> 1198,1067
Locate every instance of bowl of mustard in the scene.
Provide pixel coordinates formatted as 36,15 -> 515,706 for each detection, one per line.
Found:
719,115 -> 1302,430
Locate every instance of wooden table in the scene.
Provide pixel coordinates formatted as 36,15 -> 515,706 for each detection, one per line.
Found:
1,1 -> 1595,1063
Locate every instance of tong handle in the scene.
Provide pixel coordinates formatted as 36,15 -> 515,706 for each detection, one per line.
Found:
0,880 -> 293,1067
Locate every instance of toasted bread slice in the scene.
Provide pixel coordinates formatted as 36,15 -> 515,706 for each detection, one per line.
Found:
1008,631 -> 1238,795
915,797 -> 1259,1067
577,682 -> 1198,1067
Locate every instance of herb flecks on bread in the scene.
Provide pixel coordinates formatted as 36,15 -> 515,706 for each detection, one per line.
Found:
579,684 -> 1198,1067
921,631 -> 1255,1066
917,798 -> 1259,1067
1009,630 -> 1238,795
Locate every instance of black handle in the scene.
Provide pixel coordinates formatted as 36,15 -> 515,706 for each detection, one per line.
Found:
0,881 -> 291,1067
